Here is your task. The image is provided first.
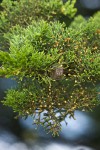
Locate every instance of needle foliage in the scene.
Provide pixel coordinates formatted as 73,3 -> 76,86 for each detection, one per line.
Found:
0,0 -> 100,136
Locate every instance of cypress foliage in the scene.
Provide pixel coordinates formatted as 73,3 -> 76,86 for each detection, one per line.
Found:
0,0 -> 100,136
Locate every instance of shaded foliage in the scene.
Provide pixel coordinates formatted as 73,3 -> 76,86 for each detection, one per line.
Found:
0,0 -> 77,50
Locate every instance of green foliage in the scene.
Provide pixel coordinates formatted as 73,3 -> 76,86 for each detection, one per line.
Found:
0,0 -> 77,50
0,0 -> 100,136
0,10 -> 100,136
